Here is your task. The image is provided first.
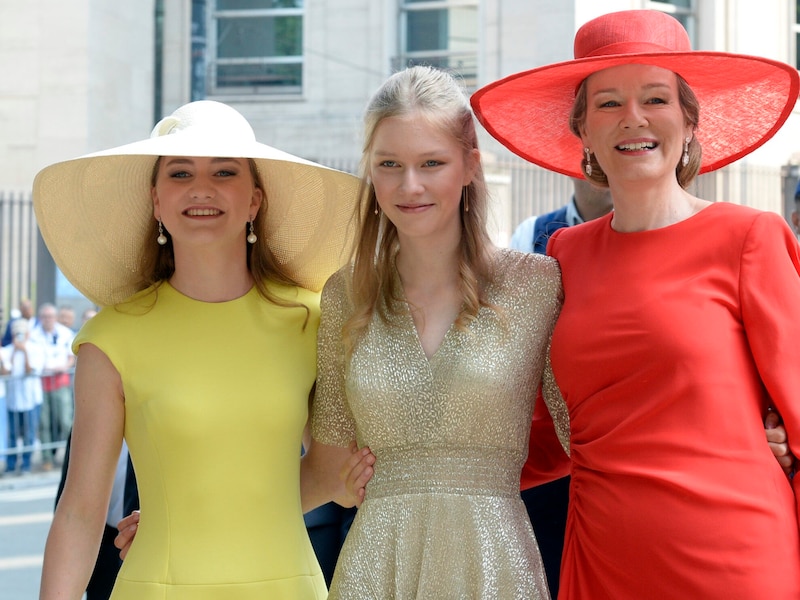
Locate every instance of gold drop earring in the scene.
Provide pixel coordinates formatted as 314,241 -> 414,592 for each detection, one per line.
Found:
368,179 -> 379,216
682,137 -> 690,167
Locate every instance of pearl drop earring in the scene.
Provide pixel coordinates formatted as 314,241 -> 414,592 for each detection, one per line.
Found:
247,219 -> 257,244
157,220 -> 168,245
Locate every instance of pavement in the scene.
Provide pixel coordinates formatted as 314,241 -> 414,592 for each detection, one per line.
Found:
0,468 -> 62,492
0,462 -> 63,600
0,446 -> 66,492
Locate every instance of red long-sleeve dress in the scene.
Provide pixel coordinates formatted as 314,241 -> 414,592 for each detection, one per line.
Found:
545,202 -> 800,599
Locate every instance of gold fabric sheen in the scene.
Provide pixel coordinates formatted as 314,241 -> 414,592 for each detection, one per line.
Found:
543,341 -> 571,455
312,248 -> 565,599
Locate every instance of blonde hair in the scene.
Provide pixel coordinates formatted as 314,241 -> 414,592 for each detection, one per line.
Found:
136,158 -> 309,325
570,72 -> 702,189
343,65 -> 496,354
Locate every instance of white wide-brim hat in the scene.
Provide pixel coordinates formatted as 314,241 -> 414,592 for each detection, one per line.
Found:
33,100 -> 360,306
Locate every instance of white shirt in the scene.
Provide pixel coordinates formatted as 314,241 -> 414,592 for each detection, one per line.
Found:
107,441 -> 130,527
29,322 -> 75,373
0,341 -> 45,411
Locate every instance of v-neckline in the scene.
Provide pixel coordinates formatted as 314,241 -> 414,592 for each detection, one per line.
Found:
392,268 -> 458,364
409,308 -> 455,363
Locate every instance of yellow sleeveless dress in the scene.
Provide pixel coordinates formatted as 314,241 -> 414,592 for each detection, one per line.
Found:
75,282 -> 327,600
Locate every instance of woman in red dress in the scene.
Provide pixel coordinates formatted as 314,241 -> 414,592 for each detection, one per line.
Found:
472,9 -> 800,599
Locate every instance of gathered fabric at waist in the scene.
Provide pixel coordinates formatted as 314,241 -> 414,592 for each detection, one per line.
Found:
366,445 -> 523,499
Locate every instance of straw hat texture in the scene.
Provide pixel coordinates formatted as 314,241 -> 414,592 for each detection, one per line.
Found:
470,9 -> 800,179
33,100 -> 360,306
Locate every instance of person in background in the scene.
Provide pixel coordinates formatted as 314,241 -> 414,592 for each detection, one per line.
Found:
57,305 -> 77,332
792,179 -> 800,237
509,176 -> 612,598
0,343 -> 6,461
510,177 -> 612,254
0,306 -> 6,460
36,100 -> 362,599
1,298 -> 36,347
30,302 -> 76,470
81,308 -> 98,325
1,319 -> 45,475
472,9 -> 800,598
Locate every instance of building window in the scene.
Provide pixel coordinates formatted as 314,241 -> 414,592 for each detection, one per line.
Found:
794,0 -> 800,70
192,0 -> 207,101
206,0 -> 303,96
395,0 -> 478,89
648,0 -> 697,45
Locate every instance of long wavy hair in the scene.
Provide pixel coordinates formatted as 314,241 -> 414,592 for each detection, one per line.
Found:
342,66 -> 496,354
570,72 -> 702,189
136,157 -> 309,324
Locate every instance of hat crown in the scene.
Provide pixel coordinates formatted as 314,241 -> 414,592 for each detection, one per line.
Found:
574,10 -> 691,60
150,100 -> 256,143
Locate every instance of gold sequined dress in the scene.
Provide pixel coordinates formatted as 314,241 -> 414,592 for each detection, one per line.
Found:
312,248 -> 564,600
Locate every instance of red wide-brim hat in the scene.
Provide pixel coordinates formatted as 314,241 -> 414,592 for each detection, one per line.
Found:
471,9 -> 800,179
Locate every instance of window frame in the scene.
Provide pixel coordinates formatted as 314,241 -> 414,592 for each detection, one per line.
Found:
793,0 -> 800,70
206,1 -> 304,97
395,0 -> 479,89
647,0 -> 697,46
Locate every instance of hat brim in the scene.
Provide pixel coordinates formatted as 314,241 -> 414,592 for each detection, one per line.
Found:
33,139 -> 360,306
471,51 -> 800,178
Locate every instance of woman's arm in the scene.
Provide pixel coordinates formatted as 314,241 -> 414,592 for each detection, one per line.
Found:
39,343 -> 125,599
301,270 -> 372,512
740,214 -> 800,489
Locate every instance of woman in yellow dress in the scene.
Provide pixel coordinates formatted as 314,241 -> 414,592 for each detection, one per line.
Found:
36,100 -> 360,599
